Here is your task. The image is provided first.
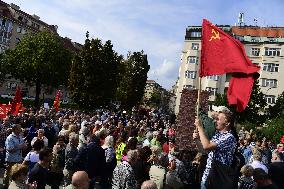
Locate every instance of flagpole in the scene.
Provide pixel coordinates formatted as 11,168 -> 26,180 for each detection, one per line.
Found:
196,76 -> 202,117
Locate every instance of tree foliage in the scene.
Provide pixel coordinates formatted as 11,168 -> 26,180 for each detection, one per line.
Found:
2,31 -> 73,107
69,33 -> 122,109
213,93 -> 228,106
149,91 -> 162,107
115,51 -> 150,109
267,91 -> 284,119
260,117 -> 284,144
212,80 -> 267,125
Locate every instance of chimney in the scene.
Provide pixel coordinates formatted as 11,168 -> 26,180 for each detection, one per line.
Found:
10,3 -> 20,10
32,14 -> 40,20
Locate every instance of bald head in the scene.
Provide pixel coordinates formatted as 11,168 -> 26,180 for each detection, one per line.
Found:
72,171 -> 90,189
141,180 -> 158,189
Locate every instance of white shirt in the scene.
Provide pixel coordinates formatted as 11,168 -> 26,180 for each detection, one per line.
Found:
250,160 -> 268,173
143,139 -> 150,147
24,151 -> 39,163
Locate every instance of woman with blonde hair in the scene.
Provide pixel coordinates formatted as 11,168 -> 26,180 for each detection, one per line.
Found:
238,165 -> 255,189
9,164 -> 36,189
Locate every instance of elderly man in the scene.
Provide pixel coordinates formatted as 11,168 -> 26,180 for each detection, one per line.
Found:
112,150 -> 138,189
268,151 -> 284,189
4,124 -> 27,188
65,171 -> 90,189
141,180 -> 158,189
64,133 -> 79,187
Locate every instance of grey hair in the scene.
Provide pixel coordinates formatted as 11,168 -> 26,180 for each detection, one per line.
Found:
146,132 -> 153,140
141,180 -> 158,189
103,135 -> 114,147
252,149 -> 262,161
126,149 -> 138,163
69,133 -> 79,142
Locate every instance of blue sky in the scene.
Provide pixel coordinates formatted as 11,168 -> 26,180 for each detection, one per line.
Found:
5,0 -> 284,89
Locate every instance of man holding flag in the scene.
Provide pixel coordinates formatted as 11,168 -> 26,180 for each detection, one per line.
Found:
193,19 -> 260,189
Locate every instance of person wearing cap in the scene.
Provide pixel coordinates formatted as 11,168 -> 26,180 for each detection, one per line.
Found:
4,124 -> 27,188
193,108 -> 238,189
31,129 -> 48,147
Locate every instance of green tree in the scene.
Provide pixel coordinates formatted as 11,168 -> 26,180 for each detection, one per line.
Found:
236,80 -> 267,124
69,33 -> 122,109
3,31 -> 73,107
267,91 -> 284,119
213,93 -> 228,106
115,51 -> 150,109
262,116 -> 284,144
149,91 -> 161,107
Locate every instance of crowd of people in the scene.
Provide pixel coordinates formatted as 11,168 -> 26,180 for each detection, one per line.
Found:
0,106 -> 283,189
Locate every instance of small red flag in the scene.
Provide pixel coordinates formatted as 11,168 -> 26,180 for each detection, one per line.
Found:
53,90 -> 61,112
11,87 -> 22,115
200,19 -> 260,112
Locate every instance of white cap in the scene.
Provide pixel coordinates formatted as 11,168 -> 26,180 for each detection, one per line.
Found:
212,105 -> 231,113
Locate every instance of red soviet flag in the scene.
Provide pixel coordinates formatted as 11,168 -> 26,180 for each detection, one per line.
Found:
53,90 -> 61,112
200,19 -> 260,112
11,86 -> 22,115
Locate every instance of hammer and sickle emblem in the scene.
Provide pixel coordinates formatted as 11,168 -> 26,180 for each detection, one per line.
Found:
209,29 -> 220,41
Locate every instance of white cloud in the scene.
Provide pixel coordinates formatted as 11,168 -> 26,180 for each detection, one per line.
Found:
4,0 -> 284,90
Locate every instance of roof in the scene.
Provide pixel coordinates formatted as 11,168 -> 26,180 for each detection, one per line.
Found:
61,37 -> 82,53
3,1 -> 57,33
0,1 -> 13,19
232,26 -> 284,38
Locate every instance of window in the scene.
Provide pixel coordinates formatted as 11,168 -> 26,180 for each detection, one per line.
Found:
206,75 -> 219,81
18,16 -> 23,21
187,56 -> 198,64
190,32 -> 201,38
191,43 -> 199,50
251,37 -> 260,42
264,95 -> 276,104
265,48 -> 281,56
261,78 -> 277,88
6,82 -> 17,89
251,48 -> 260,56
206,87 -> 218,96
183,85 -> 195,89
17,27 -> 22,33
1,19 -> 6,26
235,35 -> 244,41
268,37 -> 277,42
263,63 -> 279,72
185,71 -> 196,79
21,29 -> 26,34
32,22 -> 40,29
16,38 -> 21,44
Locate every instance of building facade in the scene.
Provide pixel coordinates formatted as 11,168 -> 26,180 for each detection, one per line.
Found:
0,1 -> 79,103
175,25 -> 284,114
